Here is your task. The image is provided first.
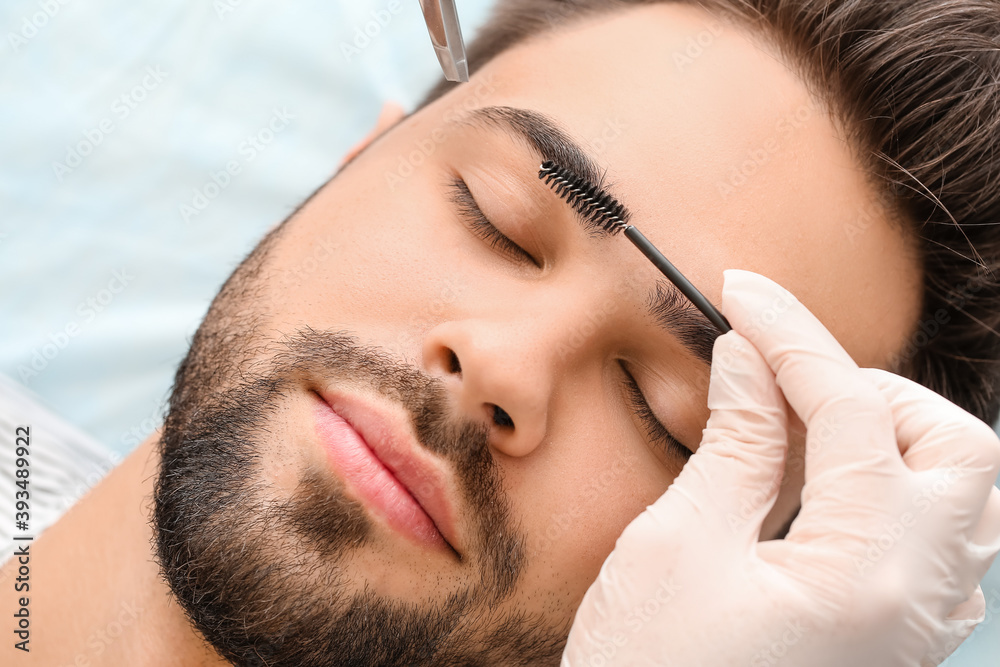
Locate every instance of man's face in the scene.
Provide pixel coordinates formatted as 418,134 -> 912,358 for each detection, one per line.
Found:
154,4 -> 922,666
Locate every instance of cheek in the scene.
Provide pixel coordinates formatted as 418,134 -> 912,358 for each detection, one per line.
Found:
256,166 -> 468,356
250,128 -> 679,610
507,409 -> 670,613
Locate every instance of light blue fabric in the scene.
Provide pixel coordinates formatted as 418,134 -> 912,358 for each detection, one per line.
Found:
0,0 -> 494,454
0,0 -> 996,662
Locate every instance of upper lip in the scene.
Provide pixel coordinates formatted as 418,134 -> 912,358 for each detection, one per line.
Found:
316,389 -> 463,556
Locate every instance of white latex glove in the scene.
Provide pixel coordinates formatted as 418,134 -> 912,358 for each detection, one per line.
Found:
561,269 -> 1000,667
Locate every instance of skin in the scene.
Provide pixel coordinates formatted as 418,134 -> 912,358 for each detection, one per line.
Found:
1,4 -> 922,665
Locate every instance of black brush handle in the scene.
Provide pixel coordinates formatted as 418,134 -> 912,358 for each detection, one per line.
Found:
623,226 -> 732,334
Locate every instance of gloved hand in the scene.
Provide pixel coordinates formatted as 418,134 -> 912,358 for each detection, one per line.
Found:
561,269 -> 1000,667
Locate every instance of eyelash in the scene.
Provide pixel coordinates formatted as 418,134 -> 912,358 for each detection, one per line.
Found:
448,177 -> 541,268
619,364 -> 693,461
448,175 -> 689,462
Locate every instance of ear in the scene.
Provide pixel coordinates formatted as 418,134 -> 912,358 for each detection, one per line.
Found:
338,101 -> 407,168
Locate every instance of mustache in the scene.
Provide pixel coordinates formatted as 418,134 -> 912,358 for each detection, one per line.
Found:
274,328 -> 526,599
165,327 -> 527,601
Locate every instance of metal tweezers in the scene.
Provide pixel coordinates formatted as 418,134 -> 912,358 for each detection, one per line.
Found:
418,0 -> 469,82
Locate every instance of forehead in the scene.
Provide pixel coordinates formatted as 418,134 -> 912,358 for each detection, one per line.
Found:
450,3 -> 922,367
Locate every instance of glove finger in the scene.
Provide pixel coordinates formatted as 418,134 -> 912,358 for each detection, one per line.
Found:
860,367 -> 1000,488
617,330 -> 789,553
695,330 -> 789,538
919,587 -> 987,667
963,487 -> 1000,595
946,584 -> 986,624
928,486 -> 1000,602
860,368 -> 1000,551
721,270 -> 904,505
972,485 -> 1000,552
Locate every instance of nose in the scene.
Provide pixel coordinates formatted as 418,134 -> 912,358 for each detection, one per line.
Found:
421,318 -> 553,458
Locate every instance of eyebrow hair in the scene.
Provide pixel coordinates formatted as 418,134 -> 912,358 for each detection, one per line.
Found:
461,106 -> 613,238
458,105 -> 720,367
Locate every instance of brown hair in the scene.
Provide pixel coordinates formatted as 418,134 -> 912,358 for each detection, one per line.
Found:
419,0 -> 1000,424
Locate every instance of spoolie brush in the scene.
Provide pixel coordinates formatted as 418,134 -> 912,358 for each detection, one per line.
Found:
539,160 -> 731,333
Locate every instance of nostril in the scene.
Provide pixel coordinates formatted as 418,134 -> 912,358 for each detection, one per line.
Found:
448,350 -> 462,375
492,404 -> 514,429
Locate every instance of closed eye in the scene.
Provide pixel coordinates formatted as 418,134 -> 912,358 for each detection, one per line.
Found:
447,176 -> 541,268
619,362 -> 693,461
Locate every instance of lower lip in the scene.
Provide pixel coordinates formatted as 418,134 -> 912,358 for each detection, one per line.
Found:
312,394 -> 448,551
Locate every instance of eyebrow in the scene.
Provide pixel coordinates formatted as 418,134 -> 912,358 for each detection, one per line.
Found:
458,105 -> 720,366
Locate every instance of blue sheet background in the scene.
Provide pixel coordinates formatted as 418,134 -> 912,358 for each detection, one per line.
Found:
0,0 -> 996,662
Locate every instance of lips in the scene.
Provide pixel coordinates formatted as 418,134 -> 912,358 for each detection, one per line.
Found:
312,390 -> 462,557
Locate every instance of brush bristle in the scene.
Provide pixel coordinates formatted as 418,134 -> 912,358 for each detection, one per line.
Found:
538,160 -> 629,235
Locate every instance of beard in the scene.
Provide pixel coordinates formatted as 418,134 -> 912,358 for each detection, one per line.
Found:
152,227 -> 568,666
